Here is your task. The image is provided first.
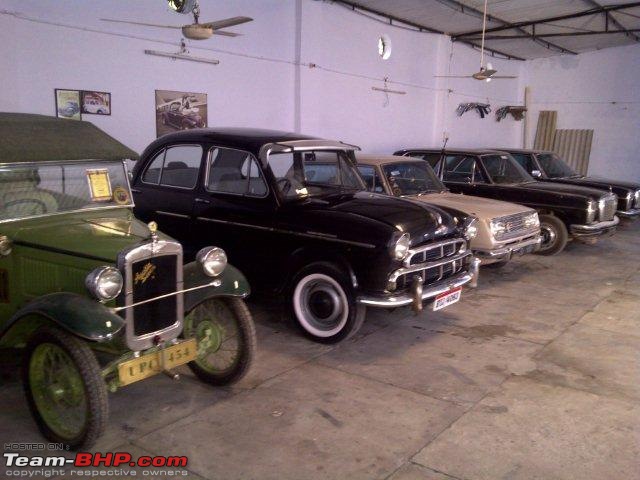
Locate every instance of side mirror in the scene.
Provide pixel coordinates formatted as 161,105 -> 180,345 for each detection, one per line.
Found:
531,170 -> 542,178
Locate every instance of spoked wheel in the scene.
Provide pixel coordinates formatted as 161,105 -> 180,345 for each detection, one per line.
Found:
23,326 -> 108,450
536,214 -> 568,256
184,298 -> 256,385
291,263 -> 365,344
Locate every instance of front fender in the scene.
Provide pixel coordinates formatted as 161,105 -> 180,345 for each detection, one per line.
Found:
183,261 -> 250,312
1,293 -> 125,345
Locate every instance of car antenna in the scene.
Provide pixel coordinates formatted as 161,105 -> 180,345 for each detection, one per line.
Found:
438,135 -> 449,176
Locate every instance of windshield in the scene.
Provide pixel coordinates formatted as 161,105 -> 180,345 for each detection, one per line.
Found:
382,162 -> 445,196
0,160 -> 133,222
537,153 -> 577,178
481,154 -> 533,184
269,150 -> 365,199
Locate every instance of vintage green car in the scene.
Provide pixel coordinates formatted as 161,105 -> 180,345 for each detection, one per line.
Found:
0,113 -> 256,449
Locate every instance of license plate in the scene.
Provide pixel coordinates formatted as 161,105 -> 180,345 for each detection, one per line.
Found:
118,338 -> 198,387
433,287 -> 462,311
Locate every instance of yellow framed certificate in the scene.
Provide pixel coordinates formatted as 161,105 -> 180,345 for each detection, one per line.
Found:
86,169 -> 113,202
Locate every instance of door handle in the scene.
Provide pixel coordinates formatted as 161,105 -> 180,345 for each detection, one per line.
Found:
195,198 -> 210,204
131,188 -> 142,194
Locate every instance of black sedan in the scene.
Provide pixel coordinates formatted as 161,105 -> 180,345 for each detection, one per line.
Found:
132,129 -> 479,343
394,148 -> 619,255
500,148 -> 640,219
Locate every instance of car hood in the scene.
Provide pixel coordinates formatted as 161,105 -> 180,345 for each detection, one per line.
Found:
511,180 -> 608,200
6,210 -> 158,262
549,176 -> 639,193
292,191 -> 459,243
410,192 -> 533,220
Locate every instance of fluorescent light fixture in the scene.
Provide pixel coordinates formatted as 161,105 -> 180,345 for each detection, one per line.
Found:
144,49 -> 219,65
371,86 -> 406,95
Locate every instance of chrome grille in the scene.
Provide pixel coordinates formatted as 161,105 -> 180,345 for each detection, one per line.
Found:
635,190 -> 640,208
492,212 -> 535,241
395,238 -> 469,289
599,194 -> 617,221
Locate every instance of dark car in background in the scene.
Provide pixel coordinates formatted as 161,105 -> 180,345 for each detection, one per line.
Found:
132,129 -> 480,343
395,148 -> 619,255
499,148 -> 640,220
160,101 -> 205,130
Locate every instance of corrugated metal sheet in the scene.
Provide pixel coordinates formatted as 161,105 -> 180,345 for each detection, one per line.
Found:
533,111 -> 557,150
552,129 -> 594,175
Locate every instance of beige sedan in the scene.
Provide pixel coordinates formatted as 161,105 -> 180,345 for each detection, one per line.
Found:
357,154 -> 542,265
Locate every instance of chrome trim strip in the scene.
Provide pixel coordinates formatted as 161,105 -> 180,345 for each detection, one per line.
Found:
196,216 -> 376,249
617,208 -> 640,218
571,216 -> 619,231
358,271 -> 472,308
156,210 -> 190,218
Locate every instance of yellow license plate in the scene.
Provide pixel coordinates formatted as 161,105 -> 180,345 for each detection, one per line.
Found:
118,338 -> 198,387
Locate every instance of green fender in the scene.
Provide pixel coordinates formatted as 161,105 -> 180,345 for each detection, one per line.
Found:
1,293 -> 125,346
183,261 -> 250,313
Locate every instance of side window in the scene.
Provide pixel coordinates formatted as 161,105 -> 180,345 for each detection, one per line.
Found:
161,145 -> 203,188
424,153 -> 444,172
512,153 -> 535,173
357,165 -> 385,193
443,156 -> 473,183
207,147 -> 267,197
142,150 -> 164,184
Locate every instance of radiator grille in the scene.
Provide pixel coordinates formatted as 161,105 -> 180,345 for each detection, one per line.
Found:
492,212 -> 536,241
397,238 -> 468,289
599,195 -> 617,222
131,255 -> 178,336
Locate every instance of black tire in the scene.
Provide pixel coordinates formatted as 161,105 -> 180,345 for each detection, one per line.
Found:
536,214 -> 568,256
22,326 -> 108,450
184,298 -> 256,386
289,262 -> 366,344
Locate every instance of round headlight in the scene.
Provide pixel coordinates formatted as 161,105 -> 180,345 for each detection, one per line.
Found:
86,266 -> 123,301
390,233 -> 411,261
464,218 -> 478,240
197,247 -> 227,277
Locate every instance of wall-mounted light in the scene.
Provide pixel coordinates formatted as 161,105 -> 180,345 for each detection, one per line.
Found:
168,0 -> 197,14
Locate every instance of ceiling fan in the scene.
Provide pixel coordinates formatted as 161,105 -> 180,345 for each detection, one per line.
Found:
434,0 -> 517,82
101,0 -> 252,40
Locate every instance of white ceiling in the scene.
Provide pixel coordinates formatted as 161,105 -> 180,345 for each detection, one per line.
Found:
333,0 -> 640,59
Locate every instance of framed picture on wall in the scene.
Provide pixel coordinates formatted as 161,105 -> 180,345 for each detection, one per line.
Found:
81,90 -> 111,115
55,89 -> 82,120
155,89 -> 207,138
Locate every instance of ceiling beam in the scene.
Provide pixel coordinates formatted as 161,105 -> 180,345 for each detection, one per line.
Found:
583,0 -> 640,42
463,29 -> 640,40
435,0 -> 577,54
328,0 -> 525,60
454,2 -> 640,38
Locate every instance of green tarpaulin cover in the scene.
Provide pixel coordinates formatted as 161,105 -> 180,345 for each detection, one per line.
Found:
0,113 -> 139,163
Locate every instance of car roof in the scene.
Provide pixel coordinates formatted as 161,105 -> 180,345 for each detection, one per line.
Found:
357,153 -> 423,166
398,147 -> 509,155
146,127 -> 324,155
491,147 -> 553,154
0,112 -> 139,163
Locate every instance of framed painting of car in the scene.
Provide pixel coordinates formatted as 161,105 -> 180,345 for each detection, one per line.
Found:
81,90 -> 111,115
155,89 -> 207,137
54,88 -> 81,120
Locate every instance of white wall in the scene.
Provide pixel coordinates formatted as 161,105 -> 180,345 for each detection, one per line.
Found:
0,0 -> 637,182
525,44 -> 640,182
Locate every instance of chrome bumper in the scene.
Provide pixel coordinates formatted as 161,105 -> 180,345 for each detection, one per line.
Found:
358,258 -> 479,309
474,235 -> 541,263
571,216 -> 619,237
617,208 -> 640,218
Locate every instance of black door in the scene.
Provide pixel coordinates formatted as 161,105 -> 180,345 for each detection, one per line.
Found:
132,144 -> 204,252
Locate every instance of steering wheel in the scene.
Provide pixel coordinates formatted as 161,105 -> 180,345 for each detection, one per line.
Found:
276,177 -> 292,195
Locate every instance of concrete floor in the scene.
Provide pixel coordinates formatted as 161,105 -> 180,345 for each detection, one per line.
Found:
1,221 -> 639,480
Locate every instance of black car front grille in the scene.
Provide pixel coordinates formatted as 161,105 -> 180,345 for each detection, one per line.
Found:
397,238 -> 468,289
131,255 -> 178,336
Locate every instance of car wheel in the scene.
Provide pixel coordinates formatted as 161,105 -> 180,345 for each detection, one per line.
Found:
183,298 -> 256,386
290,263 -> 365,343
536,214 -> 568,255
22,326 -> 108,450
